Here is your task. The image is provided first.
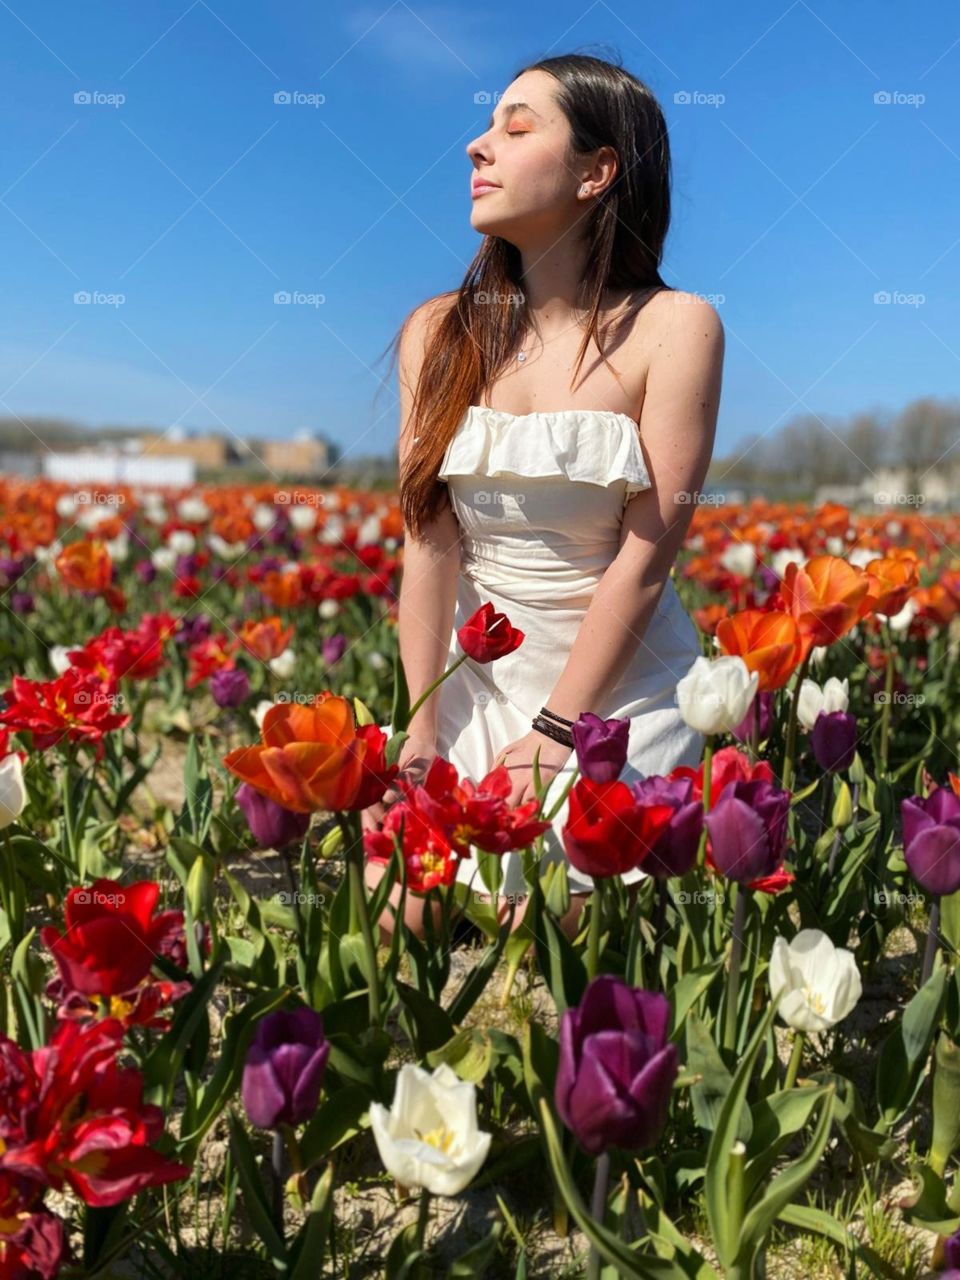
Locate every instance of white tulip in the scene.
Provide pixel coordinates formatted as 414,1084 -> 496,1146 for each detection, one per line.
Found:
151,548 -> 176,573
770,548 -> 805,581
167,530 -> 195,555
888,597 -> 917,634
796,676 -> 849,731
676,655 -> 759,735
318,600 -> 340,620
769,929 -> 862,1033
49,644 -> 76,675
268,648 -> 296,680
0,753 -> 27,828
289,505 -> 318,533
177,497 -> 210,523
720,542 -> 756,578
253,503 -> 277,533
55,494 -> 77,519
253,700 -> 275,730
369,1062 -> 492,1197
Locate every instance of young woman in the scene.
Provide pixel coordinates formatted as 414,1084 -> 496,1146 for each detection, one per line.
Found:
361,52 -> 723,938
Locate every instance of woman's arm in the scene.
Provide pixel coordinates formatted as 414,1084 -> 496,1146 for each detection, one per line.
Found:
393,298 -> 462,745
537,293 -> 724,724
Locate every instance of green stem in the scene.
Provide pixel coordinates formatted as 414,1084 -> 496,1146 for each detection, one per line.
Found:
879,623 -> 895,778
781,651 -> 812,793
922,898 -> 942,986
586,1150 -> 611,1280
341,814 -> 382,1026
586,880 -> 603,981
723,886 -> 749,1056
782,1030 -> 805,1090
695,736 -> 715,870
405,653 -> 467,724
414,1186 -> 431,1253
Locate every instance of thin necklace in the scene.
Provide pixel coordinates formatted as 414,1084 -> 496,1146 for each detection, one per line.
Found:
516,313 -> 590,363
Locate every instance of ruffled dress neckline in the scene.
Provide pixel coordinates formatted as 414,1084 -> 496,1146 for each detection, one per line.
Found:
437,404 -> 651,503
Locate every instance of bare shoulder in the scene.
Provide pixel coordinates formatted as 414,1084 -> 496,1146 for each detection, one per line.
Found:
644,288 -> 725,357
399,291 -> 458,362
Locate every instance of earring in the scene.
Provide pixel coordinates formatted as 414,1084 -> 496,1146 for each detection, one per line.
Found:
577,184 -> 587,195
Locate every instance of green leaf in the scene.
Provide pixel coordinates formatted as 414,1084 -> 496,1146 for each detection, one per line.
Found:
227,1112 -> 288,1267
738,1086 -> 834,1263
448,1223 -> 503,1275
299,1087 -> 370,1170
703,1000 -> 779,1268
876,963 -> 947,1125
289,1163 -> 335,1280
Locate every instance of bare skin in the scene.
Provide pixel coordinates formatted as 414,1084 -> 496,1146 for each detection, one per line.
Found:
361,67 -> 724,945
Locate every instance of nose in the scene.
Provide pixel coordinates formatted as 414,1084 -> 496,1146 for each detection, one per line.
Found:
466,130 -> 492,164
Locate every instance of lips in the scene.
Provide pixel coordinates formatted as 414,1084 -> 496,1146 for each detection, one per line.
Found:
471,180 -> 501,197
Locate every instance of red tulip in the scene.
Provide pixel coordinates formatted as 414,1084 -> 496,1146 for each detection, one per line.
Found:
0,1018 -> 190,1206
41,878 -> 184,1000
456,603 -> 524,663
562,779 -> 675,879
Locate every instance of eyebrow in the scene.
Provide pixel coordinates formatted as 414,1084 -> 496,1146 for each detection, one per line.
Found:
487,101 -> 542,129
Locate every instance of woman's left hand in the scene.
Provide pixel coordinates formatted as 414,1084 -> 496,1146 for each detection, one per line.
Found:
493,730 -> 573,808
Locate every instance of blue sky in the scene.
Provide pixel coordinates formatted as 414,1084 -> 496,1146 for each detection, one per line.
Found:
1,1 -> 957,461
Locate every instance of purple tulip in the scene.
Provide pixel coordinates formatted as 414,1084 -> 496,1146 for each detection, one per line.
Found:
134,559 -> 157,585
555,976 -> 678,1156
705,778 -> 791,884
571,712 -> 630,783
10,591 -> 33,614
241,1006 -> 329,1130
901,787 -> 960,896
175,613 -> 212,646
322,634 -> 347,666
237,781 -> 311,850
731,691 -> 773,746
943,1227 -> 960,1269
210,665 -> 250,708
630,774 -> 704,878
810,710 -> 857,773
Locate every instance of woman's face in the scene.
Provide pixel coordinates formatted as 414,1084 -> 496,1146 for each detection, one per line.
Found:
466,70 -> 584,245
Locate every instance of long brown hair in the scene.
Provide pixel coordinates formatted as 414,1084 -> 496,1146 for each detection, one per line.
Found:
389,53 -> 673,540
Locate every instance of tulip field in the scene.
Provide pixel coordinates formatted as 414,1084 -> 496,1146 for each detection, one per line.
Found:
4,480 -> 960,1279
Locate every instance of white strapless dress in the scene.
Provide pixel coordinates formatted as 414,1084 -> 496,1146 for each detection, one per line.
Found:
381,405 -> 704,896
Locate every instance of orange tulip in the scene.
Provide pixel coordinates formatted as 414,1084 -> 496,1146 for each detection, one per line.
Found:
55,540 -> 113,592
223,694 -> 396,813
716,608 -> 806,691
781,555 -> 871,649
862,554 -> 920,618
913,584 -> 959,628
238,617 -> 295,661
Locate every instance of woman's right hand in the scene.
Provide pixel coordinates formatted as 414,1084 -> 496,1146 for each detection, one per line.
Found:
359,735 -> 438,834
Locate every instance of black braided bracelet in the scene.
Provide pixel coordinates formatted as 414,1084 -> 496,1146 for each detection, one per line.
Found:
531,714 -> 574,748
538,705 -> 575,727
